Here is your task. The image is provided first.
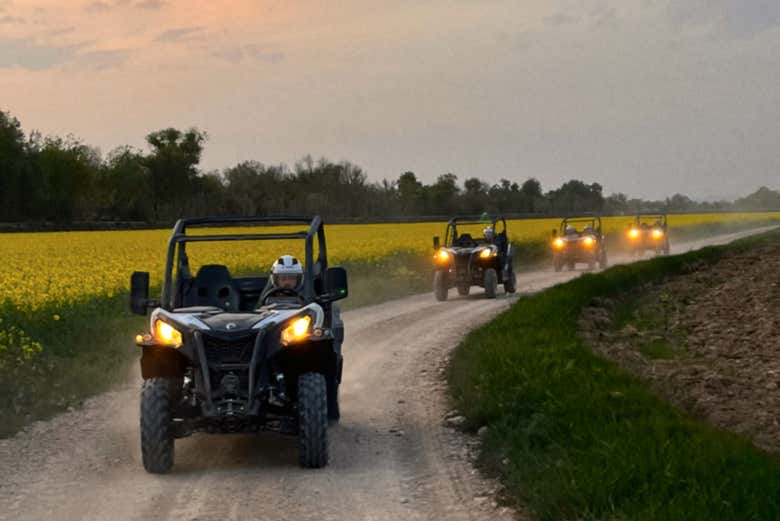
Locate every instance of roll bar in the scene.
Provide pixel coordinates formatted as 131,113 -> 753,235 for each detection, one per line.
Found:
161,216 -> 326,309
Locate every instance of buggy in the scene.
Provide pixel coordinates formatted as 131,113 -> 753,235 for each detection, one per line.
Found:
129,216 -> 347,473
551,216 -> 608,271
431,216 -> 516,301
626,213 -> 670,256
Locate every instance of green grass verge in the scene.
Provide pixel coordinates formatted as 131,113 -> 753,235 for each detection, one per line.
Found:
448,229 -> 780,521
0,297 -> 141,437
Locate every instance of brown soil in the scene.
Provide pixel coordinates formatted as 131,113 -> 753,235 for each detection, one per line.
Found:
581,242 -> 780,453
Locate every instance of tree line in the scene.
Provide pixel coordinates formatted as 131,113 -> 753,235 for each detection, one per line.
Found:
1,109 -> 779,224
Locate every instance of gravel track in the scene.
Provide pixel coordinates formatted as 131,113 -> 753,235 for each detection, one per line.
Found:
0,227 -> 773,521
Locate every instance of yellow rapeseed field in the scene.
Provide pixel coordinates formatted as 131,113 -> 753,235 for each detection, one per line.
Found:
0,212 -> 778,314
0,212 -> 777,363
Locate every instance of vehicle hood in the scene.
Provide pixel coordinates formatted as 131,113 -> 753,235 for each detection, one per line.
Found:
446,245 -> 491,255
198,312 -> 266,333
153,302 -> 326,335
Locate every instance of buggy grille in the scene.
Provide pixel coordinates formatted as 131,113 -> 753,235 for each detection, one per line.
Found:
454,253 -> 470,269
201,334 -> 257,366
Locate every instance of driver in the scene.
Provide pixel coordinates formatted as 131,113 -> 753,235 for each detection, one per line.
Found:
483,226 -> 495,242
564,225 -> 577,237
583,224 -> 594,236
260,255 -> 304,304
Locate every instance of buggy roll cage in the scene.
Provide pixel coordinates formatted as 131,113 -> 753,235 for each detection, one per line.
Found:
632,213 -> 667,228
161,216 -> 327,310
559,216 -> 603,234
444,216 -> 507,247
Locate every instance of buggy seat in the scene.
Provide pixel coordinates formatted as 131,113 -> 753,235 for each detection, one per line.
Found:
182,265 -> 240,311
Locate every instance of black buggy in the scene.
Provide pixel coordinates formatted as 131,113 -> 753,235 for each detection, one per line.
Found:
431,216 -> 516,301
551,216 -> 608,271
129,216 -> 348,473
626,213 -> 670,257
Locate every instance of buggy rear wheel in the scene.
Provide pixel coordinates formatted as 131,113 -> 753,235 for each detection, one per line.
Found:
599,251 -> 608,269
326,374 -> 340,423
298,372 -> 329,468
433,270 -> 448,301
484,268 -> 498,299
140,377 -> 177,474
504,268 -> 516,294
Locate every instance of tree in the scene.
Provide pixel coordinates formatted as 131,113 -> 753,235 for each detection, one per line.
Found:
547,180 -> 604,214
604,193 -> 629,214
463,177 -> 488,214
397,171 -> 422,213
223,161 -> 289,215
428,173 -> 459,214
734,186 -> 780,210
519,178 -> 543,213
30,135 -> 100,220
144,128 -> 207,219
100,146 -> 151,219
0,110 -> 29,220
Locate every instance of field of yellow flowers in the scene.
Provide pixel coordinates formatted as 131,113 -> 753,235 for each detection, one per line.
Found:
0,212 -> 775,363
1,212 -> 779,315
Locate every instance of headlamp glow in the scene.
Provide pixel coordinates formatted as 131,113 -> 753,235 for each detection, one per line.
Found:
153,319 -> 182,347
553,238 -> 565,249
479,248 -> 493,259
628,228 -> 640,239
435,249 -> 451,263
652,229 -> 664,239
583,236 -> 595,247
281,315 -> 312,346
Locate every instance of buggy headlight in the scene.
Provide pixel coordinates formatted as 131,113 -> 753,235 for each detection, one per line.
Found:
583,236 -> 595,247
479,248 -> 493,259
628,228 -> 640,239
281,315 -> 312,346
553,238 -> 565,249
652,229 -> 664,239
154,319 -> 182,348
434,249 -> 450,263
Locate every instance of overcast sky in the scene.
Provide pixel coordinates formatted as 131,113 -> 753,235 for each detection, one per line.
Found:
1,0 -> 779,199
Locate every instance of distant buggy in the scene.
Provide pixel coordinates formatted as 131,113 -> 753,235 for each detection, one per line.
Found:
626,213 -> 670,257
432,216 -> 516,301
129,216 -> 348,473
551,216 -> 608,271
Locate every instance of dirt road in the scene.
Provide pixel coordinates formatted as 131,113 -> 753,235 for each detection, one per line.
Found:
0,227 -> 774,521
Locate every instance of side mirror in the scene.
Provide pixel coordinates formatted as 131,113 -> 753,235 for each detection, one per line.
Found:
433,236 -> 440,250
323,267 -> 348,301
130,271 -> 151,315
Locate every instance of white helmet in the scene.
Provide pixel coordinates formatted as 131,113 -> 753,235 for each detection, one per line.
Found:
483,226 -> 495,241
271,255 -> 303,289
565,225 -> 576,235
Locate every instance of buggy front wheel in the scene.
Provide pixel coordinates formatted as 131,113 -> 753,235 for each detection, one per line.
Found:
140,377 -> 177,474
298,372 -> 329,468
484,268 -> 498,299
504,269 -> 516,294
433,270 -> 448,301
